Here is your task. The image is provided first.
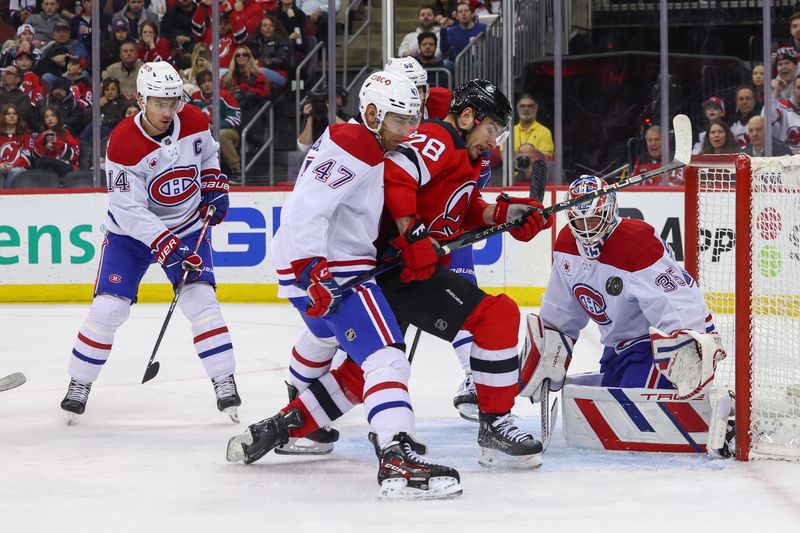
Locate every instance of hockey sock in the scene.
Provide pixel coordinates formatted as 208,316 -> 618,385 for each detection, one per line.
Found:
69,294 -> 131,384
362,346 -> 415,448
178,283 -> 235,379
451,330 -> 473,373
288,329 -> 338,393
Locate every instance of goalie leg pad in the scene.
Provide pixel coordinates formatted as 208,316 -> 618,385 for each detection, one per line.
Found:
518,313 -> 574,400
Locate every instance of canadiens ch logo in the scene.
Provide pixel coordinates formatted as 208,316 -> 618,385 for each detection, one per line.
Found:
427,182 -> 476,238
573,283 -> 612,325
148,165 -> 199,207
108,274 -> 122,283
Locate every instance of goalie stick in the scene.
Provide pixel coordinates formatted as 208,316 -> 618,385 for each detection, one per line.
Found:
141,206 -> 215,384
0,372 -> 25,392
341,114 -> 692,292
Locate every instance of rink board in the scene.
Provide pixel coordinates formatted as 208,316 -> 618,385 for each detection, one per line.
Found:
0,188 -> 685,303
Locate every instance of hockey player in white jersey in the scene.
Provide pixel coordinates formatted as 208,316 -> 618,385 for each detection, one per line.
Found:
60,62 -> 241,422
518,175 -> 730,456
226,71 -> 462,500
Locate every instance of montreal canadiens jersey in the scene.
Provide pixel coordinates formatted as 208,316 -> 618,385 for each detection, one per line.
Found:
271,122 -> 385,298
104,104 -> 220,249
540,218 -> 714,350
383,119 -> 488,241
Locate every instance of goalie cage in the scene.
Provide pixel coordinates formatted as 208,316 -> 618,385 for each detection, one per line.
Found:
685,153 -> 800,461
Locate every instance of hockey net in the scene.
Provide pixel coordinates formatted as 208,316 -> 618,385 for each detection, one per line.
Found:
685,154 -> 800,461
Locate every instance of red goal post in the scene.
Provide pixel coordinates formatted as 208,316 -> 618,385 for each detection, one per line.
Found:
684,153 -> 800,461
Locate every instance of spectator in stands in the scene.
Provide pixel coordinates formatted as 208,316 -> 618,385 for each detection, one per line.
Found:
79,76 -> 126,142
0,24 -> 42,69
100,18 -> 131,70
473,0 -> 501,18
752,63 -> 765,105
439,1 -> 486,61
417,32 -> 448,87
9,0 -> 37,27
63,57 -> 91,108
123,102 -> 139,117
37,19 -> 88,87
27,0 -> 68,44
36,76 -> 84,135
692,96 -> 726,154
432,0 -> 456,28
772,47 -> 797,101
398,5 -> 441,61
275,0 -> 310,53
296,86 -> 347,153
222,44 -> 269,128
512,143 -> 545,185
297,0 -> 339,45
0,64 -> 37,130
0,103 -> 34,188
102,39 -> 143,100
743,115 -> 792,157
631,124 -> 684,185
251,14 -> 294,90
160,0 -> 198,65
16,50 -> 45,106
136,20 -> 171,63
70,0 -> 108,59
191,69 -> 242,180
33,105 -> 79,177
113,0 -> 159,41
181,42 -> 210,94
192,0 -> 248,70
513,94 -> 553,158
729,85 -> 759,148
700,120 -> 739,155
788,12 -> 800,59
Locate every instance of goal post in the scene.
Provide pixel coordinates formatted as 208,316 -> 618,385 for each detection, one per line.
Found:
684,153 -> 800,461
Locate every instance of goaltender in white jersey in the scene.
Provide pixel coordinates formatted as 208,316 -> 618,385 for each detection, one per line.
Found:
518,175 -> 730,457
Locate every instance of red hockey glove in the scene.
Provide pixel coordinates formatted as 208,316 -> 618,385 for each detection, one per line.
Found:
155,234 -> 203,280
493,193 -> 553,242
198,175 -> 230,225
291,257 -> 343,318
390,217 -> 439,283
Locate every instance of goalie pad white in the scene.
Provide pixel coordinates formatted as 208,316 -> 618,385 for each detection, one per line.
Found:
518,313 -> 574,401
649,327 -> 727,400
562,373 -> 711,453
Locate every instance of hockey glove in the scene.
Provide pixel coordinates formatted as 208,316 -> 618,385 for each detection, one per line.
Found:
155,234 -> 203,279
291,257 -> 343,318
390,217 -> 439,283
198,175 -> 230,225
493,193 -> 552,242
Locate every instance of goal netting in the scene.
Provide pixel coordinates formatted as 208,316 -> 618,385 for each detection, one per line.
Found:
685,154 -> 800,461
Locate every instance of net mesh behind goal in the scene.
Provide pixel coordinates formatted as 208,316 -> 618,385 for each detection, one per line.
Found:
687,154 -> 800,461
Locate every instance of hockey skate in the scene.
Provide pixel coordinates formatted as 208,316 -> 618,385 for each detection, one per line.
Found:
477,411 -> 543,469
60,378 -> 92,425
212,374 -> 241,423
275,382 -> 339,455
371,432 -> 462,501
226,408 -> 303,464
453,372 -> 479,422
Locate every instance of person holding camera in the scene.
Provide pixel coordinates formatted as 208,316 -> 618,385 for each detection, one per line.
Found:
33,104 -> 79,177
512,143 -> 545,184
296,85 -> 350,152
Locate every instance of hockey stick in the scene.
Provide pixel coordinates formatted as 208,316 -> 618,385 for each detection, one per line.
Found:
0,372 -> 25,392
141,206 -> 215,384
537,381 -> 559,452
407,327 -> 422,364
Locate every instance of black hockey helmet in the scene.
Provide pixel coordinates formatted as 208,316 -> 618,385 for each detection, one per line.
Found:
449,79 -> 512,128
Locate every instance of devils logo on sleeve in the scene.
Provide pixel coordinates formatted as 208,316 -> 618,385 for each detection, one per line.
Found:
427,182 -> 476,238
148,165 -> 200,207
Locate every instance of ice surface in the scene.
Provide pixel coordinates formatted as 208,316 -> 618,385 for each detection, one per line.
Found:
1,304 -> 799,532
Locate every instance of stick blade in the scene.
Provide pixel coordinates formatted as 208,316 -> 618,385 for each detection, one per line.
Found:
141,362 -> 160,384
530,159 -> 547,202
672,114 -> 693,165
0,372 -> 26,392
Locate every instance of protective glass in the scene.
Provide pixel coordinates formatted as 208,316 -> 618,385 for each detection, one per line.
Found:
382,112 -> 421,137
475,119 -> 510,146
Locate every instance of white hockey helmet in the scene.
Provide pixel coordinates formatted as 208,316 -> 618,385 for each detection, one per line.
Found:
565,175 -> 619,246
359,70 -> 422,136
137,61 -> 184,109
384,56 -> 429,90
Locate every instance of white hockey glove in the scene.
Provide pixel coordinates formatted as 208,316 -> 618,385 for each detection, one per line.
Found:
518,313 -> 575,402
650,327 -> 727,400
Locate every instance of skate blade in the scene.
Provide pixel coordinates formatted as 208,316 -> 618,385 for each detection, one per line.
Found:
378,476 -> 463,501
226,432 -> 253,463
223,406 -> 240,424
65,412 -> 76,426
274,437 -> 334,455
456,403 -> 479,423
478,447 -> 543,470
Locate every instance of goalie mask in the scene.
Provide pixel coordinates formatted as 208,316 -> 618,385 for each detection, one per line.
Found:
566,175 -> 619,249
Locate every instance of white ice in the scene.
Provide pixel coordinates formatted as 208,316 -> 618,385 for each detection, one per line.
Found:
1,303 -> 799,532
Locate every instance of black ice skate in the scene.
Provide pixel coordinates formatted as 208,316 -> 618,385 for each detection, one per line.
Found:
478,411 -> 543,469
226,409 -> 303,464
275,382 -> 339,455
61,378 -> 92,424
373,432 -> 462,501
212,374 -> 241,423
453,372 -> 479,422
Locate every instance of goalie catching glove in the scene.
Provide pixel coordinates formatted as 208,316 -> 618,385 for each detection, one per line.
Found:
291,257 -> 342,318
518,313 -> 574,401
493,194 -> 552,242
649,327 -> 727,400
